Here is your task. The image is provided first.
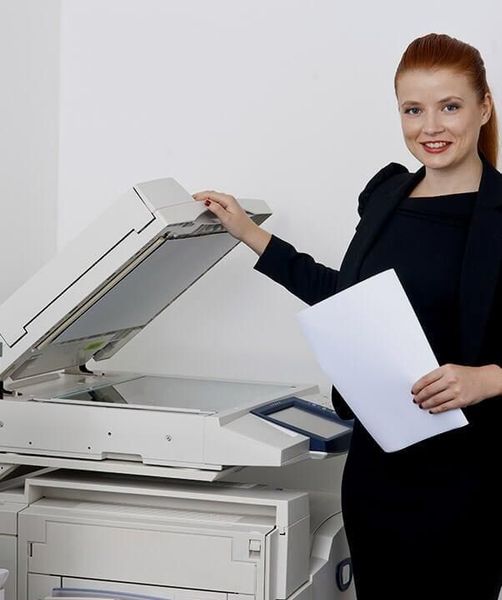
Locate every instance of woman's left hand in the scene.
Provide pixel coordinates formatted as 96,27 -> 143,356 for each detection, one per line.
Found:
411,363 -> 502,413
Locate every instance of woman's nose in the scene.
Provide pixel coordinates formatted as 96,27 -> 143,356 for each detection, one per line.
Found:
422,112 -> 445,135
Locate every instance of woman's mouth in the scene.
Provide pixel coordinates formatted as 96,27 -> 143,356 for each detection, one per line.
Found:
421,141 -> 452,154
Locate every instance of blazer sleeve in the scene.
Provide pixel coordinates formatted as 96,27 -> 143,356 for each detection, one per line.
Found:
254,235 -> 338,306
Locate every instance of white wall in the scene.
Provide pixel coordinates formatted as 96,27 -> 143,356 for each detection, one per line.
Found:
0,0 -> 60,304
56,1 -> 502,391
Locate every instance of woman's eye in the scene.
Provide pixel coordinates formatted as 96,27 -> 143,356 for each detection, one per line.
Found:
443,103 -> 460,112
404,107 -> 421,115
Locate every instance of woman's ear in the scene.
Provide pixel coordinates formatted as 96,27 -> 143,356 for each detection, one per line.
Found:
481,92 -> 493,125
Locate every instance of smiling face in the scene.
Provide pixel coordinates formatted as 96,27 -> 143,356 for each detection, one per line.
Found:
396,68 -> 492,171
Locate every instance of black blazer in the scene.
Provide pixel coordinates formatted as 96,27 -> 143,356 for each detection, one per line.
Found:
254,154 -> 502,419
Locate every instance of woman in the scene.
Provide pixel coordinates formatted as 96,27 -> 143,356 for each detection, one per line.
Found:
194,34 -> 502,599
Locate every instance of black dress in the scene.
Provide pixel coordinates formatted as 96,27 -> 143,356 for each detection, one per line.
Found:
342,192 -> 501,599
255,191 -> 502,599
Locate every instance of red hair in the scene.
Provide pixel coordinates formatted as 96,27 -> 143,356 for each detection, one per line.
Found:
394,33 -> 499,168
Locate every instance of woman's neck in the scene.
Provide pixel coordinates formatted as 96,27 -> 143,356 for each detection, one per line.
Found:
411,154 -> 483,197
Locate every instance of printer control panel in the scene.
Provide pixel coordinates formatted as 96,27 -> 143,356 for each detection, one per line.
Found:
252,396 -> 353,453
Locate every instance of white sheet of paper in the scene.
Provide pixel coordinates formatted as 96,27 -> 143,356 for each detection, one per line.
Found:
297,269 -> 468,452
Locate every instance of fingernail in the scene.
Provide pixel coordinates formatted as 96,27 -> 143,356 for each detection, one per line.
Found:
412,398 -> 417,403
428,410 -> 434,414
205,200 -> 210,206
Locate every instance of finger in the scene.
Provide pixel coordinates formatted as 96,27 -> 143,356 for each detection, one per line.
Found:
413,378 -> 449,404
419,389 -> 457,410
204,199 -> 228,221
411,367 -> 444,395
428,399 -> 461,414
193,190 -> 215,200
192,191 -> 233,209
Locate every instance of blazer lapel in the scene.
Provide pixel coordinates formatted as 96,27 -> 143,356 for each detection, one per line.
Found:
459,157 -> 502,364
336,166 -> 426,292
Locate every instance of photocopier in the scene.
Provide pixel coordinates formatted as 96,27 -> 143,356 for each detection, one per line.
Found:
0,178 -> 355,600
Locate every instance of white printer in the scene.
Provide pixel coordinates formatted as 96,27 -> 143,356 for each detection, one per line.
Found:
0,178 -> 354,600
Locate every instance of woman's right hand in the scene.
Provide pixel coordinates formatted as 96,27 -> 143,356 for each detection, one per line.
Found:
192,190 -> 272,256
192,190 -> 252,240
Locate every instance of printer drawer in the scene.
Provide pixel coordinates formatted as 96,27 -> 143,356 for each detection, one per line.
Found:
20,499 -> 271,597
28,574 -> 242,600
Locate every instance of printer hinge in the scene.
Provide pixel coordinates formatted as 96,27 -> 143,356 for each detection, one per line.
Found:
64,364 -> 95,376
0,381 -> 22,399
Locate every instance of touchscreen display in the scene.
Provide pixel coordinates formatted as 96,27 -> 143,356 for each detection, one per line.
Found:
271,406 -> 348,438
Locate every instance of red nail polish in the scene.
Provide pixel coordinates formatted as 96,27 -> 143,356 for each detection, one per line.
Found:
205,200 -> 211,206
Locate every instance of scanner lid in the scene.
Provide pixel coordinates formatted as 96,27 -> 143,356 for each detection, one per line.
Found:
0,178 -> 270,382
